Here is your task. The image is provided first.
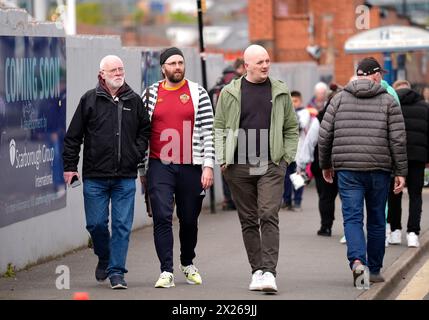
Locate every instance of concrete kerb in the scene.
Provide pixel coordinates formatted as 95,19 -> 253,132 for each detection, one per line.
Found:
357,229 -> 429,300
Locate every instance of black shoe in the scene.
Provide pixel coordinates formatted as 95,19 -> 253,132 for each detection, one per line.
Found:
284,203 -> 294,211
95,260 -> 109,282
110,274 -> 127,290
222,201 -> 236,211
369,273 -> 385,283
293,204 -> 303,212
317,227 -> 332,237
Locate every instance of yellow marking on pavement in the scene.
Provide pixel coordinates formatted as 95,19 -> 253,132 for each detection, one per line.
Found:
396,259 -> 429,300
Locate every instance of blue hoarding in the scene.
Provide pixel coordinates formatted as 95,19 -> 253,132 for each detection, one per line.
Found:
0,36 -> 67,228
141,50 -> 162,94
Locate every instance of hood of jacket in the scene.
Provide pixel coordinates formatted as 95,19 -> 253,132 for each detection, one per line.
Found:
396,88 -> 424,105
344,79 -> 387,99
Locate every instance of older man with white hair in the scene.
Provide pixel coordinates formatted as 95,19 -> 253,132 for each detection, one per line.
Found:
307,81 -> 329,115
214,44 -> 298,293
63,55 -> 151,290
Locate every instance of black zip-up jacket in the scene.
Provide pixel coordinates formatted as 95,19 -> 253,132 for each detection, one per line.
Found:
396,88 -> 429,163
63,82 -> 151,179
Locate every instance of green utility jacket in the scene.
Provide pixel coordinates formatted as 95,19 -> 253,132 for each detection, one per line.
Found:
214,76 -> 299,167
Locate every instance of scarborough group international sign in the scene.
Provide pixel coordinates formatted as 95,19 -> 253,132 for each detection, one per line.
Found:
0,36 -> 66,228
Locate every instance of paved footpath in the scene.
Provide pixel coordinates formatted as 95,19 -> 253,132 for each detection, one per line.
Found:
1,184 -> 428,300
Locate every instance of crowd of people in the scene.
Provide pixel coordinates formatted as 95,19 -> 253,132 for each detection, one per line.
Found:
62,45 -> 428,293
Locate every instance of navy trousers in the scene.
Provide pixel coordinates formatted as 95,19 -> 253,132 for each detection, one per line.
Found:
147,158 -> 205,273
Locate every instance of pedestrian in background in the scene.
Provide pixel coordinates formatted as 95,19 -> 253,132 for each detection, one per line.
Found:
387,80 -> 429,248
421,85 -> 429,104
296,83 -> 342,236
214,44 -> 298,293
319,57 -> 407,286
209,58 -> 246,211
282,90 -> 311,211
307,82 -> 329,116
63,55 -> 151,289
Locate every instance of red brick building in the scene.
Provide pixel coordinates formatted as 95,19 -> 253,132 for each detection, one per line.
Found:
248,0 -> 428,86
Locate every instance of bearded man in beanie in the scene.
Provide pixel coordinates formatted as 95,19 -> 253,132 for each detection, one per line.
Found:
140,47 -> 215,288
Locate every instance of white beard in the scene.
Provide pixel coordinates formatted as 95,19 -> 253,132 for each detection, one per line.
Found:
106,77 -> 124,89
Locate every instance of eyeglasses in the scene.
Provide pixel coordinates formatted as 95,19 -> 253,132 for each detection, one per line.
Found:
103,67 -> 125,74
163,61 -> 184,67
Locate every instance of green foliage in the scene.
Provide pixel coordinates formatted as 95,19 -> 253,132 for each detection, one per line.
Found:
3,263 -> 16,278
76,2 -> 104,25
169,11 -> 196,24
133,9 -> 145,24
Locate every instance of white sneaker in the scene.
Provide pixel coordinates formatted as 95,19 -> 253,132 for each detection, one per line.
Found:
385,224 -> 391,247
407,232 -> 419,248
260,272 -> 278,293
154,271 -> 175,288
340,235 -> 347,244
248,270 -> 263,291
180,264 -> 202,285
389,229 -> 402,245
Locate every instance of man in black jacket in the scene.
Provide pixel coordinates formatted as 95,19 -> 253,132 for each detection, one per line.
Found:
388,80 -> 429,248
63,55 -> 151,289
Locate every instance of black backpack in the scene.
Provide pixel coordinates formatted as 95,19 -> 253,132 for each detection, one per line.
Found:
208,82 -> 225,111
208,70 -> 236,112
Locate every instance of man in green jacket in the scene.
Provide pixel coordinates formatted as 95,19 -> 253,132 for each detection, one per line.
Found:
214,44 -> 298,294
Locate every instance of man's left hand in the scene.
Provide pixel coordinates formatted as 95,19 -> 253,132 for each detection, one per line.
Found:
322,168 -> 334,183
201,167 -> 214,190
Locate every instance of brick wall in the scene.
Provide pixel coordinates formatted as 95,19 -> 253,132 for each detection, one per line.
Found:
274,0 -> 309,16
274,15 -> 309,62
248,0 -> 274,42
248,0 -> 426,85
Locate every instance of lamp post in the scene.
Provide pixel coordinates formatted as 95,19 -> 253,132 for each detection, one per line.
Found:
196,0 -> 216,213
197,0 -> 208,90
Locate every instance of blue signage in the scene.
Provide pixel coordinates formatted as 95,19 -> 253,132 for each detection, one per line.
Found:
150,1 -> 165,14
141,50 -> 162,94
0,36 -> 67,228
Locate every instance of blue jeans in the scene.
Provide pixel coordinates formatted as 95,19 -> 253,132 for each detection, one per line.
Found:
83,178 -> 136,277
337,170 -> 390,274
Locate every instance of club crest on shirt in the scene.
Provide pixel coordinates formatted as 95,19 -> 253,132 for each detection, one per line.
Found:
180,94 -> 190,104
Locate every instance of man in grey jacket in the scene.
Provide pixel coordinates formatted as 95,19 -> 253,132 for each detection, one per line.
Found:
318,57 -> 407,287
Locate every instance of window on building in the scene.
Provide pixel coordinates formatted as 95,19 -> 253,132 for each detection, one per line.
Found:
275,0 -> 309,17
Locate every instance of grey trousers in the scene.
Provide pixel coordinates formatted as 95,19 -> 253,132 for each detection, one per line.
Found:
224,161 -> 287,276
